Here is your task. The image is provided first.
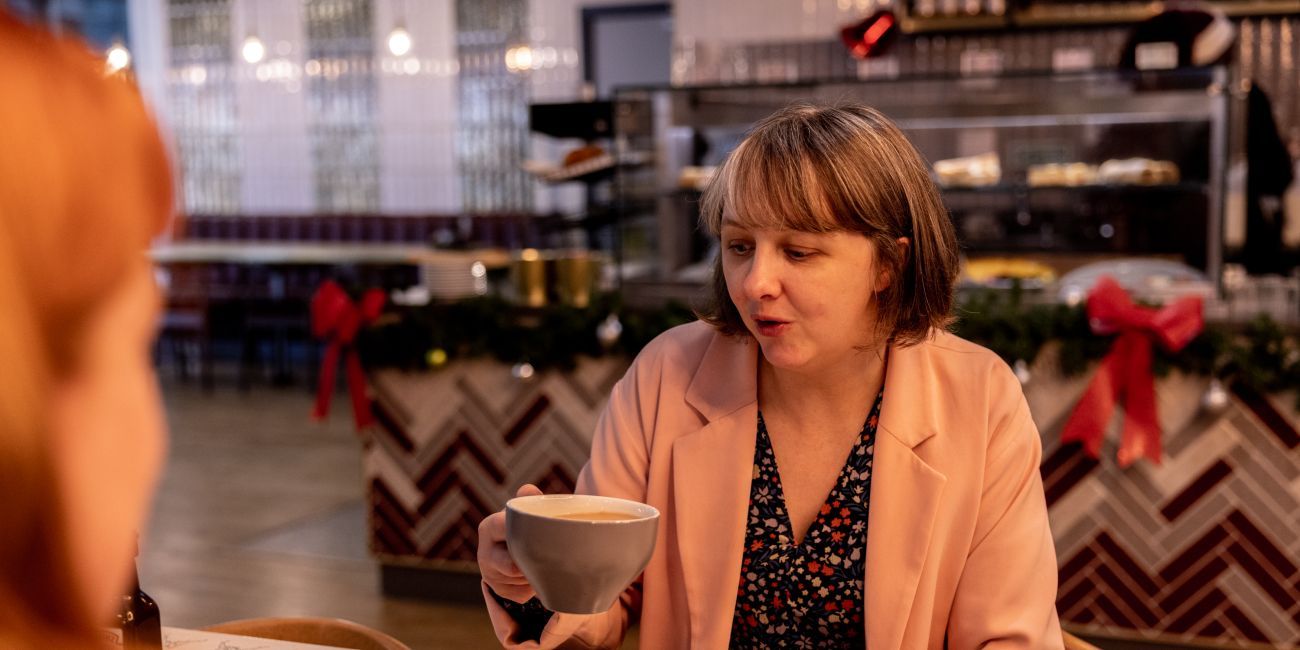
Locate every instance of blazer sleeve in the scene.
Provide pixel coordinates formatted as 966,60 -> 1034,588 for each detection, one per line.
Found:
482,348 -> 659,649
947,381 -> 1065,649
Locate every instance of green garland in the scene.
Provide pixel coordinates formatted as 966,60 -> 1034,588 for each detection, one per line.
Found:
357,294 -> 696,372
360,290 -> 1300,405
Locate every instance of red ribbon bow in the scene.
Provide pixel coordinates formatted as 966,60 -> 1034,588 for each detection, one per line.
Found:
1059,276 -> 1203,466
311,280 -> 386,431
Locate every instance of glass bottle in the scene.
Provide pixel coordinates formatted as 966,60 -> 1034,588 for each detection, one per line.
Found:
117,536 -> 161,650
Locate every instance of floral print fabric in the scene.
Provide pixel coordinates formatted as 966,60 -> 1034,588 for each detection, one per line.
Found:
729,391 -> 882,649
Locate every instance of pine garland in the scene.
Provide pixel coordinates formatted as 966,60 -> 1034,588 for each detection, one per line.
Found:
360,290 -> 1300,405
954,288 -> 1300,407
357,294 -> 696,372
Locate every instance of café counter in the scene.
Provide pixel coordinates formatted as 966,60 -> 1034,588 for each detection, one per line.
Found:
353,306 -> 1300,647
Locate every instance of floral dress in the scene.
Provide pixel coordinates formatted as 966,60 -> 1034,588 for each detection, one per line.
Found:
729,391 -> 882,649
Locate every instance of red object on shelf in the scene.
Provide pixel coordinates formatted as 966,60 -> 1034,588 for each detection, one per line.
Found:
840,10 -> 898,60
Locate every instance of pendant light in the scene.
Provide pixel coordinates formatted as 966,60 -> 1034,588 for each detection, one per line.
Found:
387,0 -> 413,56
241,0 -> 265,64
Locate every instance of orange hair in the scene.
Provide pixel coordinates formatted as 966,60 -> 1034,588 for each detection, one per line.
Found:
0,10 -> 172,647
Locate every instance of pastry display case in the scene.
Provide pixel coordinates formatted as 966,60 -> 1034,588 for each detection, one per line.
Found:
611,66 -> 1240,306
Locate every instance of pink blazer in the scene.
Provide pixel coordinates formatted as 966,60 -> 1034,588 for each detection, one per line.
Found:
484,321 -> 1063,649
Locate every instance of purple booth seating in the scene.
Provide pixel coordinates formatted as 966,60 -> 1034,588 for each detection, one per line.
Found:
179,214 -> 564,248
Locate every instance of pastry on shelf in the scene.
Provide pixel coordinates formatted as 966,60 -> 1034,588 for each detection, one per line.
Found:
522,145 -> 614,183
563,144 -> 606,167
961,256 -> 1056,288
677,166 -> 716,191
1097,158 -> 1180,185
1027,162 -> 1098,187
522,147 -> 650,184
934,152 -> 1001,188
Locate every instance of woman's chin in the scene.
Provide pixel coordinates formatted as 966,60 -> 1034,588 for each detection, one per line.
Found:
756,344 -> 813,372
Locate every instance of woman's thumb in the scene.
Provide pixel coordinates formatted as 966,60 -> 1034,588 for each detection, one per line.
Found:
516,483 -> 543,497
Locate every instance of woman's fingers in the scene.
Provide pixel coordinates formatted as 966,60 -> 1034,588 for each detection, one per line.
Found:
489,543 -> 523,577
478,511 -> 506,544
478,484 -> 552,603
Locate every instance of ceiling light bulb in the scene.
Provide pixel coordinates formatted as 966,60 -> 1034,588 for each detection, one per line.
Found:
106,41 -> 131,72
507,45 -> 533,72
387,26 -> 412,57
241,35 -> 266,64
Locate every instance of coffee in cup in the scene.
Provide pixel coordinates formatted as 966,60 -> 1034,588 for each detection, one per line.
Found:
505,494 -> 659,614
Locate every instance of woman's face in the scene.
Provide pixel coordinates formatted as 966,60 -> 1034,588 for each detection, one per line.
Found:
721,217 -> 890,374
49,261 -> 167,624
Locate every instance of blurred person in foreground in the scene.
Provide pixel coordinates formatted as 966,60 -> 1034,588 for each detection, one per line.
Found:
478,104 -> 1062,648
0,10 -> 173,649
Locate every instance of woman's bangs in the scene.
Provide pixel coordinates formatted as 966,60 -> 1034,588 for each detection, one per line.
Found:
725,142 -> 840,233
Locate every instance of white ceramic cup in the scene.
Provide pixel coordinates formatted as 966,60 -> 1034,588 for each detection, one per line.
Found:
505,494 -> 659,614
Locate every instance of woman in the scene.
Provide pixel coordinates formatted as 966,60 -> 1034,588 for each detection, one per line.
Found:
478,104 -> 1062,648
0,11 -> 173,649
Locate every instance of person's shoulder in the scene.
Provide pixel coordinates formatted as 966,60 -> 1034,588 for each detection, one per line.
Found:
905,330 -> 1028,437
918,329 -> 1017,386
634,320 -> 721,368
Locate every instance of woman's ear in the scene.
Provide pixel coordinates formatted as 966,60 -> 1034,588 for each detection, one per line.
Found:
875,236 -> 910,293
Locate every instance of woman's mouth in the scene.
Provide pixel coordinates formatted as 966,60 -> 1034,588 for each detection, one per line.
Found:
752,317 -> 790,337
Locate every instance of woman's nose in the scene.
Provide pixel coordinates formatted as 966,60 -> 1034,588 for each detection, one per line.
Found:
742,249 -> 780,300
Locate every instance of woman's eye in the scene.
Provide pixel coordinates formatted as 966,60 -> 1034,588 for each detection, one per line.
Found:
727,241 -> 753,255
785,248 -> 812,261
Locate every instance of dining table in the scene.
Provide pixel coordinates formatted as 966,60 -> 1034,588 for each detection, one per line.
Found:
149,241 -> 510,268
105,626 -> 349,649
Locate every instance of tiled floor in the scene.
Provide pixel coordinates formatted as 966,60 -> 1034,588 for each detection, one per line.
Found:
141,376 -> 502,649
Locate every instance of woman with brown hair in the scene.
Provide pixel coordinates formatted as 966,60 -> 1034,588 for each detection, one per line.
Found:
0,10 -> 174,649
478,103 -> 1063,648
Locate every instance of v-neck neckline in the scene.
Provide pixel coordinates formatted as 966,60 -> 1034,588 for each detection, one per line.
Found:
755,389 -> 883,549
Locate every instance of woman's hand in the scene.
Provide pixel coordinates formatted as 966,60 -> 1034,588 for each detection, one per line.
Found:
478,483 -> 544,603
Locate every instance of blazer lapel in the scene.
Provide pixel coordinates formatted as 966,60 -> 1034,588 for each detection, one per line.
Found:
865,339 -> 948,649
864,429 -> 947,649
673,404 -> 759,649
675,331 -> 760,649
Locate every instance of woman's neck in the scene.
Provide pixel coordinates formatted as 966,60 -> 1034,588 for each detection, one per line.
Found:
758,344 -> 889,424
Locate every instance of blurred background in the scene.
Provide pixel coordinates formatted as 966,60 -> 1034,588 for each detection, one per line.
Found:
9,0 -> 1300,648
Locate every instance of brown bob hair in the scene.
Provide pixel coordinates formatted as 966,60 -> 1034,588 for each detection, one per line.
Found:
698,103 -> 959,347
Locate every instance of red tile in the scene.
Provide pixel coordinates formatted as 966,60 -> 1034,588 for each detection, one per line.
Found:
1158,524 -> 1229,584
372,399 -> 415,453
504,395 -> 552,445
1094,532 -> 1160,596
1044,448 -> 1100,507
1059,571 -> 1100,614
1058,545 -> 1098,588
1225,542 -> 1296,610
1160,460 -> 1232,522
1231,382 -> 1300,449
1167,587 -> 1227,633
1094,562 -> 1160,626
371,478 -> 416,528
1158,556 -> 1228,614
1226,510 -> 1298,577
1093,592 -> 1139,629
1042,442 -> 1087,483
1222,605 -> 1270,643
1195,617 -> 1227,638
